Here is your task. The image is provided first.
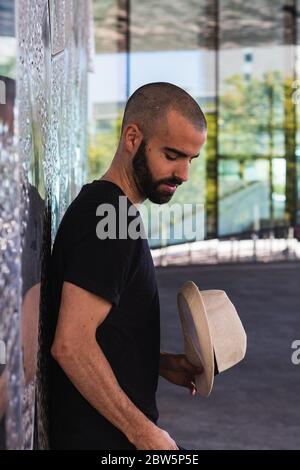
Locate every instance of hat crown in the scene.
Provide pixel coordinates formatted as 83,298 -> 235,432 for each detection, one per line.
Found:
177,281 -> 247,397
200,289 -> 247,373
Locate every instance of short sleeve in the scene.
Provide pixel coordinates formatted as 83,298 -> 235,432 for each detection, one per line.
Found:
63,209 -> 134,307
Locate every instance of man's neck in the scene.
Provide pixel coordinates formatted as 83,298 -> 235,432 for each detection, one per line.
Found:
100,167 -> 145,208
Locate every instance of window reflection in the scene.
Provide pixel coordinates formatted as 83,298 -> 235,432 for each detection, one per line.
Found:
89,0 -> 300,242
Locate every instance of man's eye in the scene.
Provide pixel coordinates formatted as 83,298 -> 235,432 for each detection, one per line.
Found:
165,155 -> 176,161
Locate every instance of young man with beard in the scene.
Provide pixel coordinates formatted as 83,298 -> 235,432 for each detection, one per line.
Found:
49,82 -> 207,450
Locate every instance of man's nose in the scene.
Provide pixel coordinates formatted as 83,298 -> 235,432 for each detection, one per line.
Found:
174,161 -> 189,183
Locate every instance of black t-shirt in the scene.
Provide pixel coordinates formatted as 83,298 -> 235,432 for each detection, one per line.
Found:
49,180 -> 161,450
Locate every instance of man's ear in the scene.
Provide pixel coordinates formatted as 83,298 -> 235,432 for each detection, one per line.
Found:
123,123 -> 143,153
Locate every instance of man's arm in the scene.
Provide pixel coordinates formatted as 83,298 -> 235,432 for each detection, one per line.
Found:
51,282 -> 178,450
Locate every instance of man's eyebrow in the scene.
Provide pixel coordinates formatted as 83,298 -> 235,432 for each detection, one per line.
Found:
164,146 -> 199,158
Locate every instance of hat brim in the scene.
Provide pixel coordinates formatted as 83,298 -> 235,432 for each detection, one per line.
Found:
177,281 -> 214,397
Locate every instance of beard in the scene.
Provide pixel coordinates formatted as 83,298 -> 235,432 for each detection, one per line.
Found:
132,139 -> 181,204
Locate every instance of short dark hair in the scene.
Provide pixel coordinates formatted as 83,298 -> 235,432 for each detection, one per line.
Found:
121,82 -> 207,139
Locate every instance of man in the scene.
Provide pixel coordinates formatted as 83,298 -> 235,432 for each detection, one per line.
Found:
49,82 -> 207,450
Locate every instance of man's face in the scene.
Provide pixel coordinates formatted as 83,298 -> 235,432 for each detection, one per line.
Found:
132,109 -> 206,204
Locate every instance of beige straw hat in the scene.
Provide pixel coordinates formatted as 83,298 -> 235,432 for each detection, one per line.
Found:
177,281 -> 247,397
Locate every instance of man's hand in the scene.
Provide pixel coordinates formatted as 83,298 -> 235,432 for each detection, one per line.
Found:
159,352 -> 203,396
133,421 -> 178,450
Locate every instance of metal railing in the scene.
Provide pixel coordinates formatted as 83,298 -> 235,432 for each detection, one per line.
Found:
151,228 -> 300,267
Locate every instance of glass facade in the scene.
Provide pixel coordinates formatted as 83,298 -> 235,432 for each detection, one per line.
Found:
219,0 -> 292,236
88,0 -> 300,244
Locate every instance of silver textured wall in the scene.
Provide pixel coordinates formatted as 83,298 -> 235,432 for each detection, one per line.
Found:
0,0 -> 93,449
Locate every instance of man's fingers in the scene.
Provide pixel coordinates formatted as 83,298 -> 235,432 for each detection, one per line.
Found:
181,357 -> 203,375
188,380 -> 198,396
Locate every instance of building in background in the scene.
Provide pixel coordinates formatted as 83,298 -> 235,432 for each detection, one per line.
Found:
88,0 -> 300,244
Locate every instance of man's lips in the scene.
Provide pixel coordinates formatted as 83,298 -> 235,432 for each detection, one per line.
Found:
161,183 -> 177,193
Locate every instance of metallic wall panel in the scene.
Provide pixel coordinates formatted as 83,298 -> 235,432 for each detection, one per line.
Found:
0,0 -> 93,449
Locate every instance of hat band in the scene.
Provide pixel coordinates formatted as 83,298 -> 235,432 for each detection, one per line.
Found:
214,351 -> 219,376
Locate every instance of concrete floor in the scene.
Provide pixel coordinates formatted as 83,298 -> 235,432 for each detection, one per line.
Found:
156,261 -> 300,450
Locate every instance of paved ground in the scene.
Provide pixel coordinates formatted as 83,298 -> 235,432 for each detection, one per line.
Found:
155,261 -> 300,450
